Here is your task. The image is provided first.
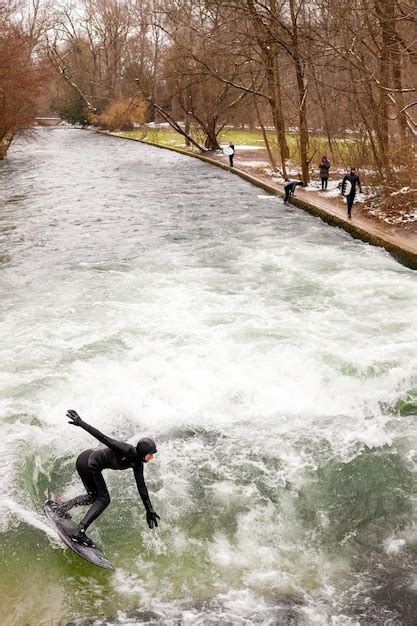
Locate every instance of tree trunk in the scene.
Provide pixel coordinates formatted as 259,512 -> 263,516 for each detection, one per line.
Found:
374,0 -> 393,178
184,117 -> 191,147
204,116 -> 221,150
289,0 -> 309,183
184,84 -> 193,147
0,134 -> 13,159
253,93 -> 277,171
272,57 -> 290,174
266,57 -> 289,179
295,60 -> 309,184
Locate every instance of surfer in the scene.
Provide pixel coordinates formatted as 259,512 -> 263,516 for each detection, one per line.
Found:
228,144 -> 235,167
53,409 -> 160,546
283,180 -> 304,203
342,167 -> 362,219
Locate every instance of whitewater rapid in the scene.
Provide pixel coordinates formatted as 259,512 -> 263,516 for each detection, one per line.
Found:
0,127 -> 416,625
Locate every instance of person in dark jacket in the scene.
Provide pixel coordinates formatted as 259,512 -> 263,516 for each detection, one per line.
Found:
319,156 -> 330,190
54,409 -> 159,546
342,167 -> 362,219
284,180 -> 304,203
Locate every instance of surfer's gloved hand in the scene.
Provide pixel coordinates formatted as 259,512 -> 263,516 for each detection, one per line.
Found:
146,509 -> 160,529
67,409 -> 83,427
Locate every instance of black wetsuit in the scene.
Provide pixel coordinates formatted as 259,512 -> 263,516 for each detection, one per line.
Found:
342,173 -> 361,218
284,181 -> 303,203
229,144 -> 235,167
60,421 -> 154,531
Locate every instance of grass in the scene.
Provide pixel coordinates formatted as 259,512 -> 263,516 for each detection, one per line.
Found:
117,128 -> 187,147
117,126 -> 373,167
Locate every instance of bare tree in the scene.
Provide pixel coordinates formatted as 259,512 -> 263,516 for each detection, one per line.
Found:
36,0 -> 415,183
310,0 -> 416,181
136,0 -> 248,151
0,4 -> 45,158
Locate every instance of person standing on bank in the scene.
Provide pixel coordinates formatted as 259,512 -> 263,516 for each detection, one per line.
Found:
319,155 -> 330,190
284,180 -> 304,203
228,144 -> 235,167
53,410 -> 160,546
342,167 -> 362,219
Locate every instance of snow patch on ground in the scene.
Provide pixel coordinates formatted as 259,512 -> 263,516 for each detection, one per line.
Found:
235,145 -> 265,150
390,187 -> 416,196
238,160 -> 271,167
324,188 -> 342,199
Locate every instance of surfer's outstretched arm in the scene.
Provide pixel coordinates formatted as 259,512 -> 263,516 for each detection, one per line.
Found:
133,465 -> 160,529
66,409 -> 131,456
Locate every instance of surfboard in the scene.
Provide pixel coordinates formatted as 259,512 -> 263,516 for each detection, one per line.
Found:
342,179 -> 352,196
44,500 -> 114,571
223,146 -> 234,156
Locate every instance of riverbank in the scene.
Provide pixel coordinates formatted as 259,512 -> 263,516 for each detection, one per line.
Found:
106,130 -> 417,269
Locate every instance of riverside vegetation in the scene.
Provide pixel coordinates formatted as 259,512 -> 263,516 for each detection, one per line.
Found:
1,0 -> 415,221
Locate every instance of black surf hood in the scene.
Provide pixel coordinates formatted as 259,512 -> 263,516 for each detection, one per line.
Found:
136,437 -> 157,459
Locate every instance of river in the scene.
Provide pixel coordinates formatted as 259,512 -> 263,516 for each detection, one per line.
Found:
1,127 -> 417,625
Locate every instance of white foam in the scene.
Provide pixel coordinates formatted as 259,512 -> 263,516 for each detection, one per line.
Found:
2,498 -> 58,539
383,538 -> 406,555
